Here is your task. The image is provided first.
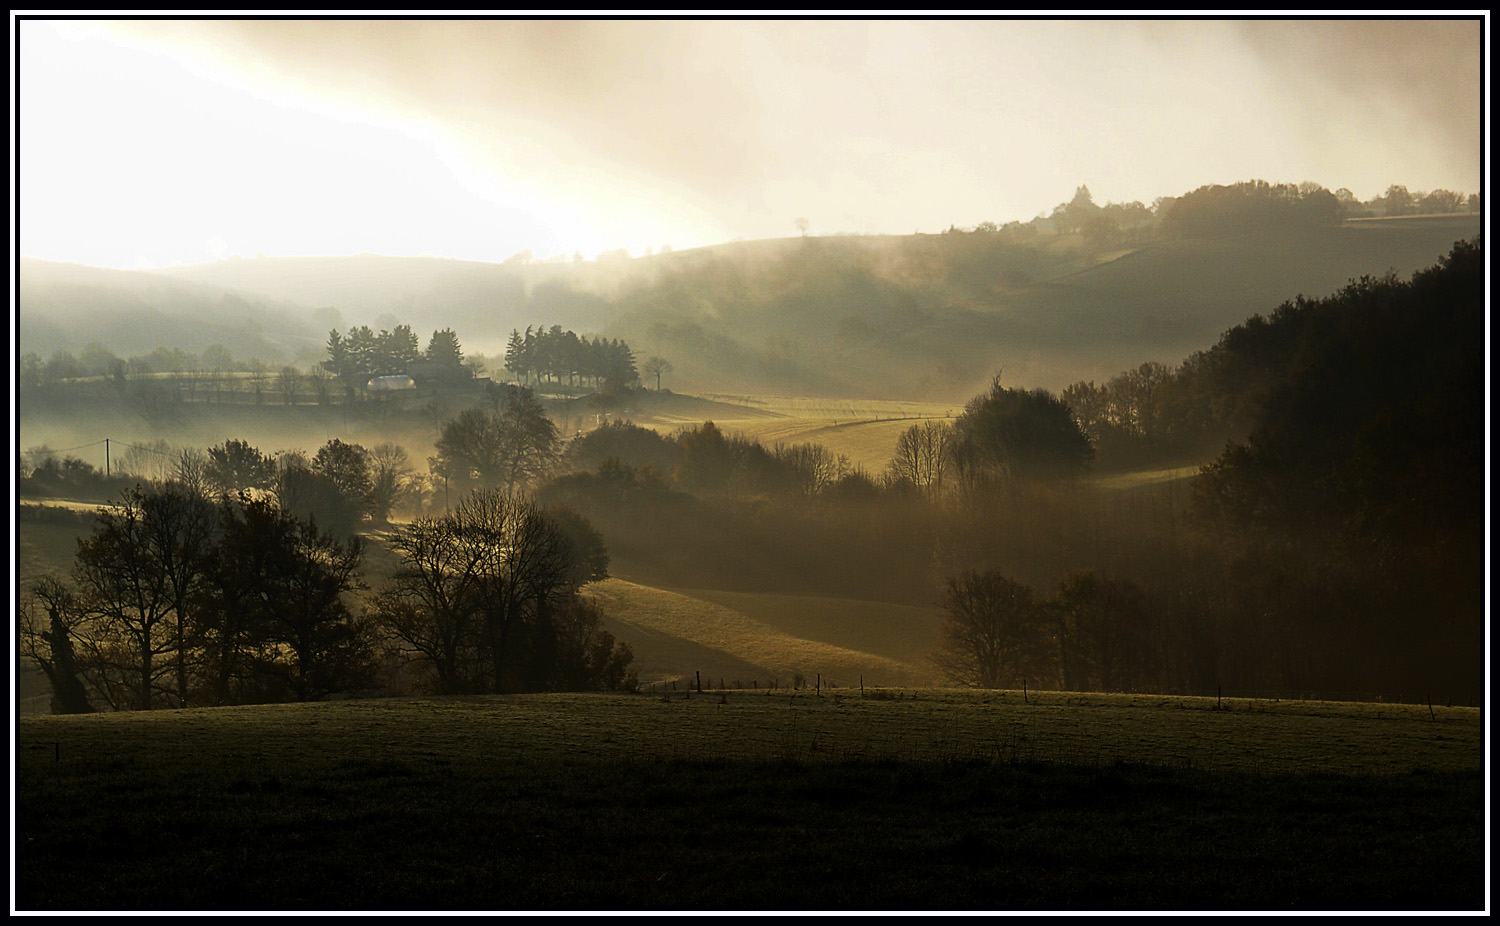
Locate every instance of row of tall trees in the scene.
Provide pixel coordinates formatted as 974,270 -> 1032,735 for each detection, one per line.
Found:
1160,180 -> 1345,236
23,479 -> 632,710
19,343 -> 268,388
20,488 -> 375,710
503,325 -> 638,391
944,179 -> 1479,245
1061,237 -> 1483,475
323,325 -> 469,385
175,437 -> 418,532
1368,184 -> 1478,217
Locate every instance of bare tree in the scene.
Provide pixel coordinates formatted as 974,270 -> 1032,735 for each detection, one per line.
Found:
932,568 -> 1050,689
367,442 -> 416,523
775,442 -> 850,497
114,439 -> 176,484
887,420 -> 952,500
307,366 -> 335,406
277,365 -> 302,406
171,447 -> 215,498
641,355 -> 673,391
373,514 -> 492,694
72,486 -> 215,709
373,488 -> 616,694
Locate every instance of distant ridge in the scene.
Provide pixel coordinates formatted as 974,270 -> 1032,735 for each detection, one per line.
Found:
23,212 -> 1480,400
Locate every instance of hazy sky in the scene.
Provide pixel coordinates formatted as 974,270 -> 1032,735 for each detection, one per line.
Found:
16,16 -> 1486,269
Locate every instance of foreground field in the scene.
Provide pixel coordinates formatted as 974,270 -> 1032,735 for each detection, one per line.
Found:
15,691 -> 1484,911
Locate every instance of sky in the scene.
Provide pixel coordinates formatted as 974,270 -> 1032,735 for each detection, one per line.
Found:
13,15 -> 1488,270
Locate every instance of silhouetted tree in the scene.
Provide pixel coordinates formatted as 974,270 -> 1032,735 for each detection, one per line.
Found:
197,494 -> 281,704
374,488 -> 623,694
206,439 -> 276,496
274,458 -> 365,537
1049,570 -> 1157,692
642,355 -> 673,390
426,328 -> 466,371
19,579 -> 95,714
259,506 -> 373,701
367,442 -> 417,524
431,388 -> 559,492
545,596 -> 638,692
70,486 -> 217,709
887,420 -> 952,500
312,439 -> 373,515
932,568 -> 1051,689
948,377 -> 1093,494
563,419 -> 682,475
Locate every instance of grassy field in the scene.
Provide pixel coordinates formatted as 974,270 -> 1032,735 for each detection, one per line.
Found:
587,578 -> 942,689
14,691 -> 1485,911
626,392 -> 962,474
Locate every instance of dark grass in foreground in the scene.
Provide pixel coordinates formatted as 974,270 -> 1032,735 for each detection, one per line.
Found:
15,691 -> 1484,911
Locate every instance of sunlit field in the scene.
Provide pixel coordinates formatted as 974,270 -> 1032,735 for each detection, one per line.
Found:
586,578 -> 941,689
629,393 -> 961,473
1088,465 -> 1203,491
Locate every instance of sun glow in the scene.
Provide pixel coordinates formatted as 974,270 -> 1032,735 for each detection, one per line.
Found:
17,18 -> 1483,270
21,21 -> 612,269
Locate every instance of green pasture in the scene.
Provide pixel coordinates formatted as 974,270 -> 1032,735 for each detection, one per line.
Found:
15,691 -> 1485,911
18,688 -> 1480,774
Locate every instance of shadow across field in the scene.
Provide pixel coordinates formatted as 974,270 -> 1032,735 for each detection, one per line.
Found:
15,691 -> 1484,912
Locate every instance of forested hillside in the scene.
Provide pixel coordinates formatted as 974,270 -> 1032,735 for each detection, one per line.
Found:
22,180 -> 1479,402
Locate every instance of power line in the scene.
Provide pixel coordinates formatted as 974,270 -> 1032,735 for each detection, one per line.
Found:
111,439 -> 174,457
25,438 -> 107,456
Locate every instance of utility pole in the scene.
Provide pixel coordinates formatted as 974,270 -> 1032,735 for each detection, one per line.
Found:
104,438 -> 110,477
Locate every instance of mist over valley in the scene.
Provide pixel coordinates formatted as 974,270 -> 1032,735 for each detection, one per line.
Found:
14,16 -> 1485,913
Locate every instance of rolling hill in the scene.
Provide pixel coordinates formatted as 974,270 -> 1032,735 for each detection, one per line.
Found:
22,211 -> 1478,402
17,258 -> 335,363
586,578 -> 941,690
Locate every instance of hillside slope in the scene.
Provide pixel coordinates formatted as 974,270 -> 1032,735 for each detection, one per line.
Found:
585,577 -> 940,689
79,213 -> 1477,400
18,258 -> 332,362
